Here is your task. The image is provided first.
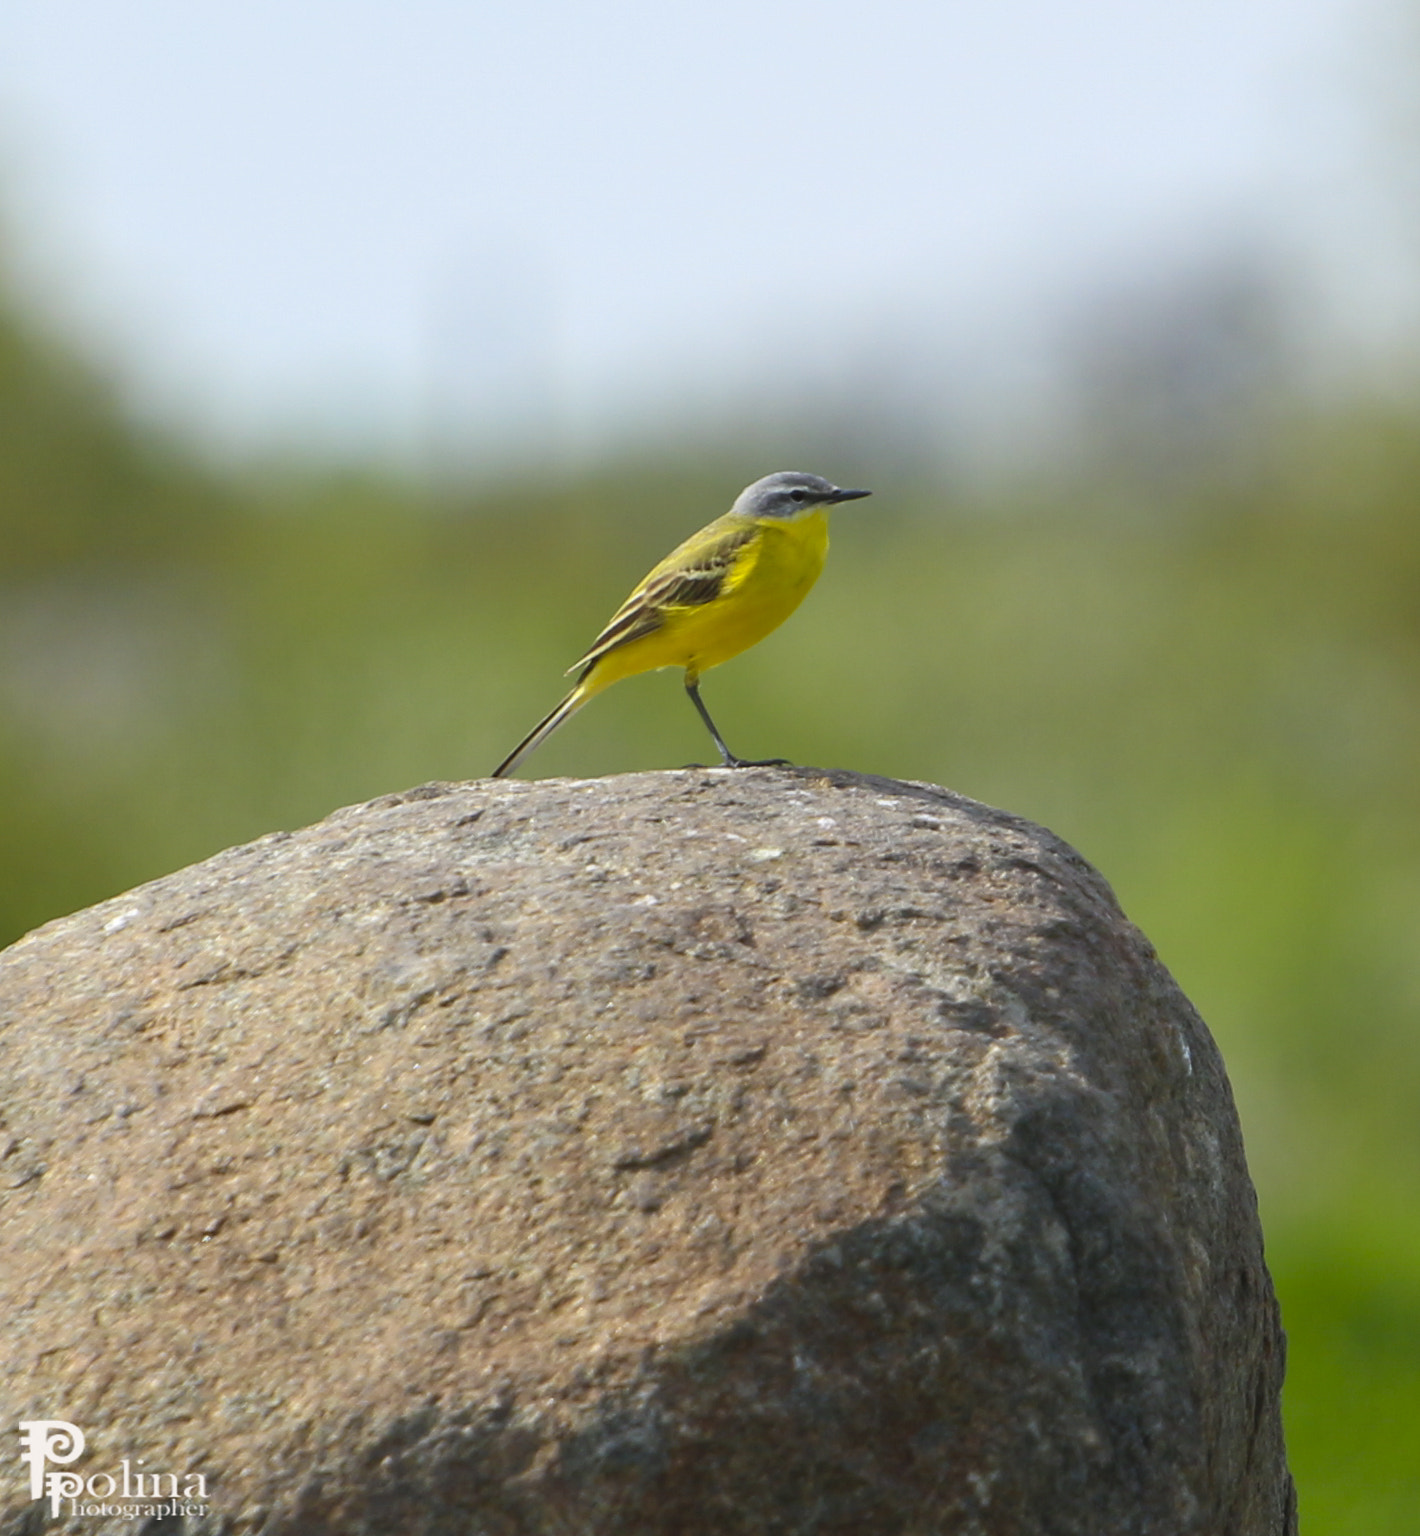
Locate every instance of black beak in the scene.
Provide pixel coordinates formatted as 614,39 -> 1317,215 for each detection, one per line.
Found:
828,487 -> 872,503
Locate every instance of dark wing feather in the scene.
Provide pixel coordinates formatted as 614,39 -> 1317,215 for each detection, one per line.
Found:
570,521 -> 756,674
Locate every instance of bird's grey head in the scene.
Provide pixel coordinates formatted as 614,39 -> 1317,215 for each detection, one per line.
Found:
732,470 -> 872,520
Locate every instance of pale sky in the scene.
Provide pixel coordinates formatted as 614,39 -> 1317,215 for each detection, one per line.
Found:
0,0 -> 1394,461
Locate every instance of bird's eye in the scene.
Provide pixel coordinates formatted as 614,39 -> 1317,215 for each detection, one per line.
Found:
789,489 -> 808,502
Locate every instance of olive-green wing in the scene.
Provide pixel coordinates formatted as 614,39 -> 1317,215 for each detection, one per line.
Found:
568,515 -> 758,675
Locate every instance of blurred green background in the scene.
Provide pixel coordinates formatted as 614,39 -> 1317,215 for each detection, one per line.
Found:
2,257 -> 1418,1527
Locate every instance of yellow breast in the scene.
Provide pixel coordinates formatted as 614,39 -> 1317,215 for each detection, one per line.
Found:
590,510 -> 829,687
687,511 -> 829,670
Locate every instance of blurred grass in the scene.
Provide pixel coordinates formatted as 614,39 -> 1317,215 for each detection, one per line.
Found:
2,280 -> 1418,1530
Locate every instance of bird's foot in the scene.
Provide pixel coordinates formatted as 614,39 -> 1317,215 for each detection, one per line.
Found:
681,756 -> 792,770
682,753 -> 793,770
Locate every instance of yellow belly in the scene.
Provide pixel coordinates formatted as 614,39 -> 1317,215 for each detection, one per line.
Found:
589,511 -> 828,689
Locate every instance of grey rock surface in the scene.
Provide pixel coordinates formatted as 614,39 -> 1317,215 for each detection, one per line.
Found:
0,768 -> 1293,1534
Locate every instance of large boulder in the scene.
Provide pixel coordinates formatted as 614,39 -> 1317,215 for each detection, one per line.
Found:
0,769 -> 1294,1534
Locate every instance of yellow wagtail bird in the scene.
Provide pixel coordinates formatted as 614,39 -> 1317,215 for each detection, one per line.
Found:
491,470 -> 871,777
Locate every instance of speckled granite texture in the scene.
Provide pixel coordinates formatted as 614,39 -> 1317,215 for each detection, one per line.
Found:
0,768 -> 1294,1534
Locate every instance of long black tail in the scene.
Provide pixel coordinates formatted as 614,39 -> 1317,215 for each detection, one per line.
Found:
490,684 -> 590,778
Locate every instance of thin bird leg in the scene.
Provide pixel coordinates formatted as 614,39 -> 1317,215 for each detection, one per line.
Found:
684,676 -> 789,769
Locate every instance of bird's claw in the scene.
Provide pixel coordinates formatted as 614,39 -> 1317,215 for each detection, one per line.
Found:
681,756 -> 792,770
